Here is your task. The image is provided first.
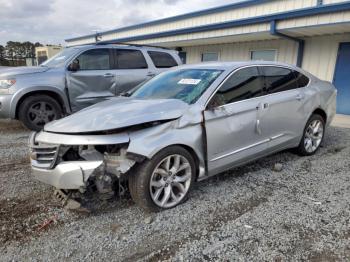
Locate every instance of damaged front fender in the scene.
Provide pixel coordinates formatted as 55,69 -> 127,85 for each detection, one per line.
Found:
127,118 -> 206,178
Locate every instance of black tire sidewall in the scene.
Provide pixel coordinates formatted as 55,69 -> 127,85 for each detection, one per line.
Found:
18,95 -> 62,131
298,114 -> 325,156
129,146 -> 196,212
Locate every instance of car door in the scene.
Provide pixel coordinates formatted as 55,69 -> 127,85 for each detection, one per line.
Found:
258,66 -> 308,151
112,48 -> 152,95
204,66 -> 268,175
66,48 -> 116,112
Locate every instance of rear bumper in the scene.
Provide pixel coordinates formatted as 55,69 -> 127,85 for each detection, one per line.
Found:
0,94 -> 13,119
32,161 -> 103,189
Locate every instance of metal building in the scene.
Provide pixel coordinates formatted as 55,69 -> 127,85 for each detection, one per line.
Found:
65,0 -> 350,115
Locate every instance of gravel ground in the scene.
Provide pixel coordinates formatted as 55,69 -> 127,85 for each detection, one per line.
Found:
0,119 -> 349,261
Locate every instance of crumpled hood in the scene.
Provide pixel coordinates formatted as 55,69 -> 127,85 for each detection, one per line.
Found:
0,66 -> 49,78
44,97 -> 189,134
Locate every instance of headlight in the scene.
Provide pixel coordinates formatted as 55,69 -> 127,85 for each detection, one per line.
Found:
0,79 -> 16,89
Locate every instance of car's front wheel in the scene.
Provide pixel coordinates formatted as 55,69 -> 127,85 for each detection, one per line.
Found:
129,146 -> 196,212
297,114 -> 325,156
18,95 -> 63,131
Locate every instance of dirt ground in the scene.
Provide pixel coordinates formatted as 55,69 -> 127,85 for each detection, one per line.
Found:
0,119 -> 349,261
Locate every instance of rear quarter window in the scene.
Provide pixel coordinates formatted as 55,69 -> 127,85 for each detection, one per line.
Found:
294,71 -> 310,88
148,51 -> 178,68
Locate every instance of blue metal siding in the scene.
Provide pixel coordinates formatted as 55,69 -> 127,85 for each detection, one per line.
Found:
333,42 -> 350,115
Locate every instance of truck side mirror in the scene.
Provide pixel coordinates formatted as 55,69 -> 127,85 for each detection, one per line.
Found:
68,59 -> 80,72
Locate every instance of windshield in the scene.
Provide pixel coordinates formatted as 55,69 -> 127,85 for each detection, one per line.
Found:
132,69 -> 223,104
41,47 -> 79,67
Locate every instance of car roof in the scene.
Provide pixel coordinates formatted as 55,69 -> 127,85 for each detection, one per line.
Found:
176,61 -> 301,71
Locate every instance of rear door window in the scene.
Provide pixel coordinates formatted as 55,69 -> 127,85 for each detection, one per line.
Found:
77,49 -> 111,70
148,51 -> 178,68
211,66 -> 264,106
116,49 -> 148,69
261,66 -> 298,94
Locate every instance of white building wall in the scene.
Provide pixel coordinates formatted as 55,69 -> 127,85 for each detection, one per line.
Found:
183,33 -> 350,82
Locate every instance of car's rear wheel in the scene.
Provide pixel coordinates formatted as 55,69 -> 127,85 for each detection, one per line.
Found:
129,146 -> 196,212
297,114 -> 325,156
18,95 -> 63,131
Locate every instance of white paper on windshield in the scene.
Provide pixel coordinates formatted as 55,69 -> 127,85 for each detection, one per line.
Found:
54,56 -> 66,61
178,78 -> 201,85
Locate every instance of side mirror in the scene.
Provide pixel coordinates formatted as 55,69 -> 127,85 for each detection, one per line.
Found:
68,59 -> 80,72
206,96 -> 222,111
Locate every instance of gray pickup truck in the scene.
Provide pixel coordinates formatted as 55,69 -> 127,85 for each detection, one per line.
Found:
0,44 -> 182,130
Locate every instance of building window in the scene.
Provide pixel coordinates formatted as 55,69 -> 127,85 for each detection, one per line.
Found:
250,50 -> 276,61
201,52 -> 219,62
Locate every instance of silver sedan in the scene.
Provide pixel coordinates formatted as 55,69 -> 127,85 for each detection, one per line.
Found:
29,61 -> 337,211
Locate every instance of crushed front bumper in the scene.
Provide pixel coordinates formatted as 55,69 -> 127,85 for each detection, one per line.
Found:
32,161 -> 103,189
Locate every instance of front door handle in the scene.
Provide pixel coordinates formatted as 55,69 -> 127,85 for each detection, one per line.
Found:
256,103 -> 269,110
103,73 -> 114,78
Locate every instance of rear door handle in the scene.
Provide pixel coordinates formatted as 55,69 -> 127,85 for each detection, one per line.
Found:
103,73 -> 114,78
296,94 -> 305,101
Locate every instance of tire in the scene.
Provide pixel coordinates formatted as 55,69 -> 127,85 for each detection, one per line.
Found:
296,114 -> 325,156
18,95 -> 63,131
129,146 -> 196,212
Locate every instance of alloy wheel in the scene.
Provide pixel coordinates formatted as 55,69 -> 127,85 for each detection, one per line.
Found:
304,119 -> 324,153
149,154 -> 192,208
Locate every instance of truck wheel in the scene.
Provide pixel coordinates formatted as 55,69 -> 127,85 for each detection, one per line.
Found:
18,95 -> 63,131
296,114 -> 325,156
129,146 -> 196,212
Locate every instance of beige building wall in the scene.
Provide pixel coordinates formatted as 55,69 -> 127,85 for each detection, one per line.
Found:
100,0 -> 317,41
183,33 -> 350,82
303,33 -> 350,81
183,39 -> 298,65
35,45 -> 63,64
35,45 -> 63,58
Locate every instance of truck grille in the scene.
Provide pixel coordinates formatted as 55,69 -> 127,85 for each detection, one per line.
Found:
29,133 -> 59,169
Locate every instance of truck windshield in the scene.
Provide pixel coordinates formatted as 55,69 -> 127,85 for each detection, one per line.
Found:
132,69 -> 223,104
41,48 -> 79,67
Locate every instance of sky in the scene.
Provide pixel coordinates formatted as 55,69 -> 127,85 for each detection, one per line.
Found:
0,0 -> 242,46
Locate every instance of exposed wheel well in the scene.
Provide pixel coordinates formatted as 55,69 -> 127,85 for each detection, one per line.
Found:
15,91 -> 66,119
312,108 -> 327,123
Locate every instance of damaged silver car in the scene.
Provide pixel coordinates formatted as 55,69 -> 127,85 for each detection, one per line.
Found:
29,61 -> 337,211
